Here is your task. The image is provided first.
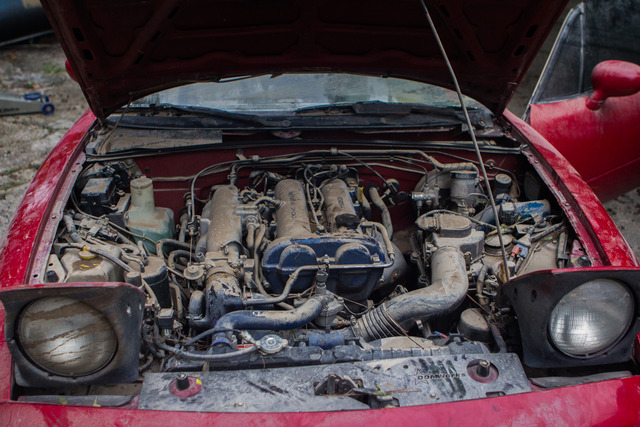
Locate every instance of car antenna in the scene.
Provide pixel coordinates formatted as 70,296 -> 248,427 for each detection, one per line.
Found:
419,0 -> 511,281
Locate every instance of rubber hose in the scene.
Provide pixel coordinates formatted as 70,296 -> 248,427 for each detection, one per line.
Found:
63,214 -> 84,243
368,186 -> 393,239
350,246 -> 468,341
214,295 -> 327,332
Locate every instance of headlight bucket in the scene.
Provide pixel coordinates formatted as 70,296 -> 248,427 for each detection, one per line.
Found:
504,269 -> 640,368
548,279 -> 634,357
0,283 -> 144,387
18,296 -> 118,376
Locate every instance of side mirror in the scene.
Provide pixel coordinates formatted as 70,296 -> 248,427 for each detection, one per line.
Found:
586,60 -> 640,110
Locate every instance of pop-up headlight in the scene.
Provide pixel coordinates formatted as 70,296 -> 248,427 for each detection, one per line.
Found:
505,270 -> 640,368
0,283 -> 144,387
548,279 -> 634,357
17,296 -> 118,376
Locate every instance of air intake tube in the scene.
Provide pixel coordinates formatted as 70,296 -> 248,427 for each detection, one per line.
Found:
350,246 -> 468,341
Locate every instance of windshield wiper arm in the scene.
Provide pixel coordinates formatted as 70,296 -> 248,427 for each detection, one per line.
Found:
123,104 -> 276,127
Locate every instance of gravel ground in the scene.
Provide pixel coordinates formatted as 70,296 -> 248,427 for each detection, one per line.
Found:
0,36 -> 86,234
0,33 -> 639,256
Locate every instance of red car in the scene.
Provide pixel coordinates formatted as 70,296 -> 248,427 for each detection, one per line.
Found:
527,0 -> 640,201
1,0 -> 639,425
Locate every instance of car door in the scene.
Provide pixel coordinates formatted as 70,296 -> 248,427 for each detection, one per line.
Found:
526,0 -> 640,202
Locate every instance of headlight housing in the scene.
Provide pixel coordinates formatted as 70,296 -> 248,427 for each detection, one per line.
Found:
548,279 -> 634,357
505,269 -> 640,368
0,284 -> 144,387
17,296 -> 118,376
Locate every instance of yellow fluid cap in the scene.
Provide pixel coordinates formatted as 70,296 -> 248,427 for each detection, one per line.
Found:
78,250 -> 96,260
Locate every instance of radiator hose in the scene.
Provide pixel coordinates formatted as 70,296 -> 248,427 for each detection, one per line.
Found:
213,294 -> 331,332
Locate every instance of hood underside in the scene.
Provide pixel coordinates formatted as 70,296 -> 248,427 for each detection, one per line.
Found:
41,0 -> 567,120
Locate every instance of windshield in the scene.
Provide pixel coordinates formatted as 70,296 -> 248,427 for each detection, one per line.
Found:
132,73 -> 486,113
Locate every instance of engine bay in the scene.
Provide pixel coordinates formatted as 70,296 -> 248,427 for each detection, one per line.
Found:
17,142 -> 617,409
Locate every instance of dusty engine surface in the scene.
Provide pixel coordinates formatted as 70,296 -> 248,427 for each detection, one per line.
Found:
45,151 -> 574,377
202,179 -> 397,302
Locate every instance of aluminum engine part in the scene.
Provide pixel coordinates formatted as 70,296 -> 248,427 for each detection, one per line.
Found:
273,179 -> 313,239
321,179 -> 359,231
196,186 -> 245,328
205,185 -> 244,269
450,170 -> 478,211
416,212 -> 484,258
262,179 -> 399,302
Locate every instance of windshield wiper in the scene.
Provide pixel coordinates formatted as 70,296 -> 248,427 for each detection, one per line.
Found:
295,101 -> 493,128
121,104 -> 277,127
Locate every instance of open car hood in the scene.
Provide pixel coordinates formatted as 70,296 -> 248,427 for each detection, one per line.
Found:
41,0 -> 567,121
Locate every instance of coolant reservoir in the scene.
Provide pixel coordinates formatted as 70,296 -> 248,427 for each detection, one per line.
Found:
61,246 -> 124,283
125,176 -> 174,253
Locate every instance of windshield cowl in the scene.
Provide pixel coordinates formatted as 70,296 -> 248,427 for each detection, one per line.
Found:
114,103 -> 494,132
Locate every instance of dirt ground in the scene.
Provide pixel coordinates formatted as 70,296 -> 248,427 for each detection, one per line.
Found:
1,35 -> 639,256
0,36 -> 86,234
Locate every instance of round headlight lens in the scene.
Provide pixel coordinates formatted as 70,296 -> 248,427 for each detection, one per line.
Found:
18,296 -> 117,376
548,279 -> 634,357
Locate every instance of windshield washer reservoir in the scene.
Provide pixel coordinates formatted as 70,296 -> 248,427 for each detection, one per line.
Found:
125,176 -> 174,254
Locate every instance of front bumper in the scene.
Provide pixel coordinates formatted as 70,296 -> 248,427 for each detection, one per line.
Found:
1,374 -> 639,426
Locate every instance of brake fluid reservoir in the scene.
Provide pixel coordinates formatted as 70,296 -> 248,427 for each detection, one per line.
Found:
125,176 -> 175,253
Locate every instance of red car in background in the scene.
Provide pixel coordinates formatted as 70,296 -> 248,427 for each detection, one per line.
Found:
527,0 -> 640,201
1,0 -> 640,425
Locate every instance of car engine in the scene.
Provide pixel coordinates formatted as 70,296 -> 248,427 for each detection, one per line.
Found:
24,147 -> 593,408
